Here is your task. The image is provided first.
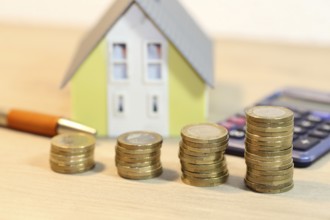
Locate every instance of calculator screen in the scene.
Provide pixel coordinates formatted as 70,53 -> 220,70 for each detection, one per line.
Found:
271,95 -> 330,112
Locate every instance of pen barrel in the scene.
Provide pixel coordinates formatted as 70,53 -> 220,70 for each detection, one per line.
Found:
7,109 -> 60,137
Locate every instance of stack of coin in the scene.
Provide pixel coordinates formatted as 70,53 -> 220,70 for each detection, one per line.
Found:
179,123 -> 229,187
245,106 -> 294,193
50,133 -> 95,174
115,131 -> 163,180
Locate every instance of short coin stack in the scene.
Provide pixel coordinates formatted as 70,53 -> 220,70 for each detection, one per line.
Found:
179,123 -> 229,187
115,131 -> 163,180
245,106 -> 294,193
50,133 -> 95,174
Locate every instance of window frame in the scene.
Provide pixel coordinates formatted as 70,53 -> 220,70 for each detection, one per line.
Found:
109,41 -> 129,83
143,41 -> 165,84
147,92 -> 161,118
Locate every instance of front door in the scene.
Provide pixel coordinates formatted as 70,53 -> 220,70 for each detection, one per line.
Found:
106,4 -> 168,137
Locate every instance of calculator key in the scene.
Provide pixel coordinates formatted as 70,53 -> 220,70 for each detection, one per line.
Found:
293,109 -> 310,116
293,112 -> 303,121
306,115 -> 323,123
229,129 -> 245,139
317,124 -> 330,132
294,126 -> 307,135
293,137 -> 320,151
308,130 -> 329,139
228,116 -> 246,126
219,121 -> 236,130
297,120 -> 316,129
293,134 -> 299,141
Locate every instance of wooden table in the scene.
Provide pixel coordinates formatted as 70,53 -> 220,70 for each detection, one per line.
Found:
1,23 -> 330,220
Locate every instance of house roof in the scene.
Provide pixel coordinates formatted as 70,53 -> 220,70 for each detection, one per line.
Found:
61,0 -> 214,87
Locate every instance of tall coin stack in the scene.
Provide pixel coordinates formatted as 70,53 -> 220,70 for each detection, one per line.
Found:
245,106 -> 294,193
50,133 -> 96,174
115,131 -> 163,180
179,123 -> 229,187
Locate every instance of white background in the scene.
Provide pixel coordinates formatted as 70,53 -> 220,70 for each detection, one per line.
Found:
1,0 -> 330,45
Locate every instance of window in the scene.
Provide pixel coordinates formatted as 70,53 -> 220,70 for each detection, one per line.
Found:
114,93 -> 126,116
111,43 -> 128,81
146,43 -> 162,81
148,94 -> 160,117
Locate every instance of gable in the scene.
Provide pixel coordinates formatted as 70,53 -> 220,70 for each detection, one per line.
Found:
61,0 -> 213,88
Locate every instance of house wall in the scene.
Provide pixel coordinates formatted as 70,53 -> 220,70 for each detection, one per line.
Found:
71,39 -> 108,136
168,43 -> 206,136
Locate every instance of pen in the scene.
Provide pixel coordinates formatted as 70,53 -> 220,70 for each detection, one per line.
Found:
0,108 -> 96,137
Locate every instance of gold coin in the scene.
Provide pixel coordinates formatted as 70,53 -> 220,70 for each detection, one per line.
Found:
117,131 -> 162,149
245,147 -> 292,157
50,156 -> 94,165
246,174 -> 292,186
245,177 -> 293,189
115,158 -> 159,167
51,133 -> 95,152
50,163 -> 95,174
117,165 -> 162,175
246,171 -> 293,181
179,154 -> 224,165
181,172 -> 228,187
183,168 -> 228,178
245,142 -> 292,153
245,136 -> 292,147
246,123 -> 293,133
246,127 -> 293,137
245,181 -> 294,193
179,146 -> 222,157
245,106 -> 294,123
117,168 -> 162,180
244,151 -> 292,162
116,162 -> 162,172
245,156 -> 292,166
50,151 -> 94,160
182,138 -> 229,148
181,123 -> 228,144
180,141 -> 227,153
116,145 -> 161,155
180,160 -> 227,172
179,151 -> 224,162
247,165 -> 294,176
245,131 -> 293,141
246,118 -> 293,128
246,161 -> 293,171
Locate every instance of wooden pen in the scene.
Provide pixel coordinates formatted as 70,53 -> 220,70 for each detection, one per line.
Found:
0,108 -> 96,137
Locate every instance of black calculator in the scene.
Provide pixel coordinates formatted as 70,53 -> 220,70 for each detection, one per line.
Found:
219,87 -> 330,167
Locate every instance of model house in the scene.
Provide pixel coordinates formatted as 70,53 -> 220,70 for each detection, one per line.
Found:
61,0 -> 213,137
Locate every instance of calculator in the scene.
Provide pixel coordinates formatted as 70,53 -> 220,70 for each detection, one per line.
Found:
219,87 -> 330,167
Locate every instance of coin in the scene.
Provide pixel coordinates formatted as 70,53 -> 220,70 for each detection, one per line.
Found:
245,106 -> 294,123
179,123 -> 229,186
118,168 -> 163,180
182,138 -> 229,148
244,178 -> 294,193
180,141 -> 227,153
117,131 -> 162,149
115,131 -> 163,180
181,172 -> 229,187
49,133 -> 95,174
181,123 -> 228,143
244,106 -> 294,193
116,145 -> 161,154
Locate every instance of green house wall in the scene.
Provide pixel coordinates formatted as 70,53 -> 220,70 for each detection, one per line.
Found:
70,39 -> 206,137
71,39 -> 108,136
168,43 -> 206,136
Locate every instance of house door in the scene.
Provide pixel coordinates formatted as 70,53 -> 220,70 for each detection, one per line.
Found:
106,4 -> 168,137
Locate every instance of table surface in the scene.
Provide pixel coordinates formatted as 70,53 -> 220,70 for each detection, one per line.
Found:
1,23 -> 330,220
